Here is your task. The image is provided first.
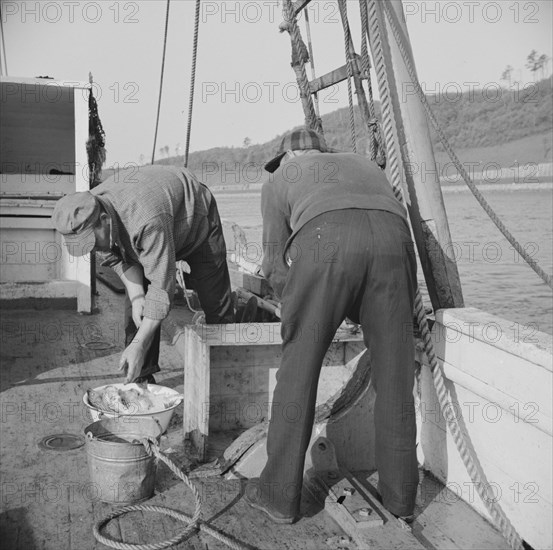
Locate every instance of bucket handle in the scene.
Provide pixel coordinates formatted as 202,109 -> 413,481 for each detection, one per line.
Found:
151,416 -> 163,436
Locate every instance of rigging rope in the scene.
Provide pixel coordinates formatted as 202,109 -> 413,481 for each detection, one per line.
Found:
286,3 -> 525,546
381,0 -> 552,291
369,1 -> 525,547
366,0 -> 406,205
359,0 -> 386,167
337,0 -> 357,153
184,0 -> 202,168
151,0 -> 171,165
303,9 -> 321,119
0,7 -> 8,76
338,0 -> 387,165
282,0 -> 322,134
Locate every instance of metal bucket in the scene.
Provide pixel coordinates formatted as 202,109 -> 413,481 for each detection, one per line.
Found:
84,417 -> 162,505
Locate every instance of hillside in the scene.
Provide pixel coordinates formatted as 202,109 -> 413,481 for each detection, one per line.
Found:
105,78 -> 552,186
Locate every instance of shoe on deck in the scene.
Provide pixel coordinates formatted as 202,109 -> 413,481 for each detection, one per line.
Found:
244,481 -> 298,525
393,513 -> 415,524
375,490 -> 415,524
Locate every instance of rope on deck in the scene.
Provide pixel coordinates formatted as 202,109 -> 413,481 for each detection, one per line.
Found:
93,439 -> 249,550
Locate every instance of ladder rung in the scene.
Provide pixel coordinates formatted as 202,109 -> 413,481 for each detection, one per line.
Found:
309,55 -> 365,94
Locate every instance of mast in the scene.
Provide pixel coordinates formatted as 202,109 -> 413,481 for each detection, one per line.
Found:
368,0 -> 464,310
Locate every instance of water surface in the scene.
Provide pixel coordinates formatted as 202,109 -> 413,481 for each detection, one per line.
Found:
213,187 -> 553,335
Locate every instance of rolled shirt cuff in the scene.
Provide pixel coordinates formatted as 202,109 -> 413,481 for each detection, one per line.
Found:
143,286 -> 171,320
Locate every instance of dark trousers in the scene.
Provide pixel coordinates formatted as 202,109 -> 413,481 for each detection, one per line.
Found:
259,209 -> 418,518
125,195 -> 234,379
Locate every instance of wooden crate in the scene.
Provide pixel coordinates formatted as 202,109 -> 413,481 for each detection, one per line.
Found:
182,322 -> 365,461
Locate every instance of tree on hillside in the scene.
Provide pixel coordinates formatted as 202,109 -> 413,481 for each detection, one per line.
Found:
538,54 -> 550,80
501,65 -> 514,87
139,153 -> 145,165
243,137 -> 252,147
526,50 -> 548,81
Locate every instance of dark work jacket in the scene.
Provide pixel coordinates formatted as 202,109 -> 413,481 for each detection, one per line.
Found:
261,152 -> 407,298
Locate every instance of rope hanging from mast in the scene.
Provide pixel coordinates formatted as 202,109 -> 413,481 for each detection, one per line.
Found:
303,8 -> 320,119
0,6 -> 8,76
337,0 -> 357,153
381,0 -> 552,292
184,0 -> 202,168
366,0 -> 406,203
281,0 -> 322,135
359,0 -> 386,167
367,2 -> 526,548
339,0 -> 387,164
151,0 -> 171,165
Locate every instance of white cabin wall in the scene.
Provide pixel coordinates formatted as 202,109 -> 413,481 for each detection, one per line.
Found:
0,78 -> 93,312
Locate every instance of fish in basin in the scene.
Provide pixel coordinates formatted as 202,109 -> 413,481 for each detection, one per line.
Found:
87,385 -> 180,414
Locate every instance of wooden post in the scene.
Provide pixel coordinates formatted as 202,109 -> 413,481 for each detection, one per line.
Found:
368,0 -> 464,310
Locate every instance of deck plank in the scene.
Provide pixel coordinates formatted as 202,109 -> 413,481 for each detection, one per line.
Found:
0,285 -> 513,550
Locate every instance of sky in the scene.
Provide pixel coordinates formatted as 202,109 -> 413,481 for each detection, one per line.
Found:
1,0 -> 552,166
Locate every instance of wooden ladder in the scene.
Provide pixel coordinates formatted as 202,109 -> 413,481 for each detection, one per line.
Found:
284,0 -> 383,164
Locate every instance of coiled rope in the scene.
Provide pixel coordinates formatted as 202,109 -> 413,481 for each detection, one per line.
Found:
184,0 -> 201,168
368,1 -> 525,547
381,0 -> 552,291
93,439 -> 248,550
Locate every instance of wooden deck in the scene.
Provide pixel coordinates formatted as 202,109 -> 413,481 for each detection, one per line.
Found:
0,282 -> 511,549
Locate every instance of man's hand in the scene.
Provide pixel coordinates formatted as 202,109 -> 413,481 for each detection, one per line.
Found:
118,317 -> 162,383
131,295 -> 145,328
119,341 -> 146,383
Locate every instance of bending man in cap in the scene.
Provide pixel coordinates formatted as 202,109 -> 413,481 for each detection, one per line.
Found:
52,165 -> 234,383
245,128 -> 418,523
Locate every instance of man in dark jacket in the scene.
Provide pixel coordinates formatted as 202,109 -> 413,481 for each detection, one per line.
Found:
245,128 -> 418,523
52,165 -> 234,383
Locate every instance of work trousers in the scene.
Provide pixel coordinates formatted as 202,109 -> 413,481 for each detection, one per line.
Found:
126,195 -> 235,379
259,209 -> 418,518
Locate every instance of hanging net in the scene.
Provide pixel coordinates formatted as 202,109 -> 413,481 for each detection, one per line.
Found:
87,86 -> 106,188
